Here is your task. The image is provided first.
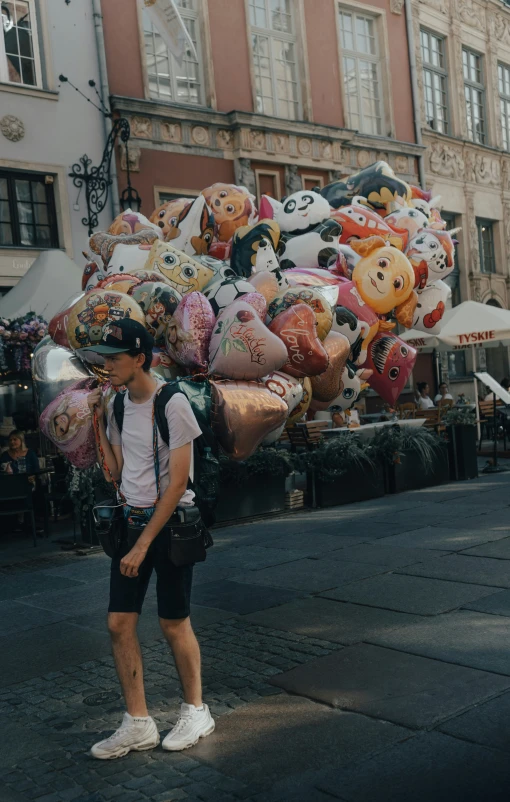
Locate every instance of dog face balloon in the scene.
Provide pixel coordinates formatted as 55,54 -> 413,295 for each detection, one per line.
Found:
230,219 -> 280,278
385,207 -> 428,240
145,240 -> 216,295
408,280 -> 450,335
406,228 -> 455,289
150,197 -> 194,238
201,183 -> 257,242
168,195 -> 215,256
108,210 -> 161,238
351,237 -> 415,316
365,332 -> 417,405
329,364 -> 372,412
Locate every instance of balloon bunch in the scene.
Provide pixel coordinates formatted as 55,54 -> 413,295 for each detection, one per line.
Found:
0,312 -> 47,374
34,164 -> 458,469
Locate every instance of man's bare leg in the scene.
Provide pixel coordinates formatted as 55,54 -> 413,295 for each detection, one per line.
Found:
159,617 -> 202,707
108,612 -> 149,717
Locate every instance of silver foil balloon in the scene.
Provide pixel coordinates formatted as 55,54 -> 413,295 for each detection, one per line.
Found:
32,339 -> 91,417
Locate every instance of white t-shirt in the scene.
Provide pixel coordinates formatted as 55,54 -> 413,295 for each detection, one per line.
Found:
434,393 -> 453,402
417,395 -> 435,410
107,385 -> 201,507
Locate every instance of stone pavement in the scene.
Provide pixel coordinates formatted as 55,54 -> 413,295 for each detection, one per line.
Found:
2,473 -> 510,801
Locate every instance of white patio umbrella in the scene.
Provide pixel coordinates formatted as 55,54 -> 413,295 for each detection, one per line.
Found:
0,250 -> 82,322
401,300 -> 510,435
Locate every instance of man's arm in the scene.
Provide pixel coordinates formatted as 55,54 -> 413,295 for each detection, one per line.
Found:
119,441 -> 191,578
87,388 -> 123,482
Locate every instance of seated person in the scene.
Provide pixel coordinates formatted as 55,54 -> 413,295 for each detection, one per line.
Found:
416,382 -> 435,410
0,430 -> 39,475
485,377 -> 510,402
434,382 -> 453,404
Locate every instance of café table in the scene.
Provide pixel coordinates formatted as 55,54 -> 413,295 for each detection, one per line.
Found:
0,467 -> 54,537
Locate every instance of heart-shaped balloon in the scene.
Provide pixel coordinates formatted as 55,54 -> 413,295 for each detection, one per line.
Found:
66,289 -> 145,353
130,281 -> 181,346
261,371 -> 304,444
249,270 -> 280,304
32,340 -> 91,417
39,377 -> 97,469
287,377 -> 312,425
267,286 -> 333,340
165,292 -> 215,373
209,301 -> 287,380
268,304 -> 329,378
241,292 -> 267,321
310,331 -> 350,403
365,332 -> 417,405
210,379 -> 288,460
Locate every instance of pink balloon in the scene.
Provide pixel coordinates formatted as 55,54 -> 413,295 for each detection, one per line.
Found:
165,292 -> 215,373
240,291 -> 267,321
268,303 -> 329,378
365,332 -> 417,405
39,378 -> 96,469
209,300 -> 287,380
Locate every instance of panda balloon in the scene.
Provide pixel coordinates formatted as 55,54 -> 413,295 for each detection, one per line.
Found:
263,189 -> 342,271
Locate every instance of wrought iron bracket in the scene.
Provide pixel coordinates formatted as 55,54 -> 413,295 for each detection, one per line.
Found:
69,117 -> 131,235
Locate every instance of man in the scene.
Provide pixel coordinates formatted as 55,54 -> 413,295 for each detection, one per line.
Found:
85,318 -> 214,759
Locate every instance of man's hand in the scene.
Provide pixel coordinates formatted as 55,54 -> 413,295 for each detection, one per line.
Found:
120,542 -> 149,578
87,388 -> 105,417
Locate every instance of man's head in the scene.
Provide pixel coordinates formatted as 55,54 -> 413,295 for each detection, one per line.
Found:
79,318 -> 154,386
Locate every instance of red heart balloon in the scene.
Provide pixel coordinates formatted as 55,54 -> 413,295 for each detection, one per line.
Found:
48,308 -> 72,348
268,303 -> 329,378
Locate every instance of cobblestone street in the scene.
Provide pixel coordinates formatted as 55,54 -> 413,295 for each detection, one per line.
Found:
2,473 -> 510,802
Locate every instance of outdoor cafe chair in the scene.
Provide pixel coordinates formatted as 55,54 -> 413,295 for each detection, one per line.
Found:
478,399 -> 506,452
398,402 -> 416,420
0,473 -> 37,547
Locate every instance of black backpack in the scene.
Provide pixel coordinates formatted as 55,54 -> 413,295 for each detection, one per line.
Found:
113,379 -> 220,526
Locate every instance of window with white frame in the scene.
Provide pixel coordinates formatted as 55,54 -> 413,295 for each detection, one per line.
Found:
0,0 -> 41,87
420,29 -> 448,134
463,48 -> 486,145
142,0 -> 203,105
498,63 -> 510,152
249,0 -> 300,120
338,8 -> 383,135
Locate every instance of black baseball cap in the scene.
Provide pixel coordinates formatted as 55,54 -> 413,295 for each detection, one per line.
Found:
79,318 -> 154,355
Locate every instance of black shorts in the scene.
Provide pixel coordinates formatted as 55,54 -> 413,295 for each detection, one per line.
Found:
109,530 -> 193,620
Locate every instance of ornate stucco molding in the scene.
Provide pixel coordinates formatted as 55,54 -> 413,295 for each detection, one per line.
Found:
0,115 -> 25,142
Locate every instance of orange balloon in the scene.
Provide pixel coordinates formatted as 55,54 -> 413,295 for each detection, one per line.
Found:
268,304 -> 329,379
210,379 -> 287,461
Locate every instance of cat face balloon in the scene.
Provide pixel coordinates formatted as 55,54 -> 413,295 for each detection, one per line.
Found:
410,280 -> 450,335
270,190 -> 330,233
365,332 -> 417,405
145,240 -> 216,295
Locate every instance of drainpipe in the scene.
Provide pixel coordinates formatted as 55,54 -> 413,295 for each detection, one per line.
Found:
405,0 -> 426,188
92,0 -> 120,217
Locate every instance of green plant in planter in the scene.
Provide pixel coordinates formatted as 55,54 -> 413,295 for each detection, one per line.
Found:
443,408 -> 476,426
371,424 -> 444,469
298,436 -> 375,482
219,447 -> 296,487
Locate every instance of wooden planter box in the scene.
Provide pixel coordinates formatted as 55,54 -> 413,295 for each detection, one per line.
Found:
385,443 -> 449,494
214,472 -> 287,524
446,425 -> 478,481
308,461 -> 385,508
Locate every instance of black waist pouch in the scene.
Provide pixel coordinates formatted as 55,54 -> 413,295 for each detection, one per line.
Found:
92,497 -> 125,558
166,506 -> 213,567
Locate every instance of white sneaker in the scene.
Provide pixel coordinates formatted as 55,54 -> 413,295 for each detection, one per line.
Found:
90,712 -> 160,760
162,703 -> 215,751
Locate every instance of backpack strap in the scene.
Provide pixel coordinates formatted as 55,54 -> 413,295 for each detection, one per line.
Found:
113,390 -> 126,434
153,382 -> 181,447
